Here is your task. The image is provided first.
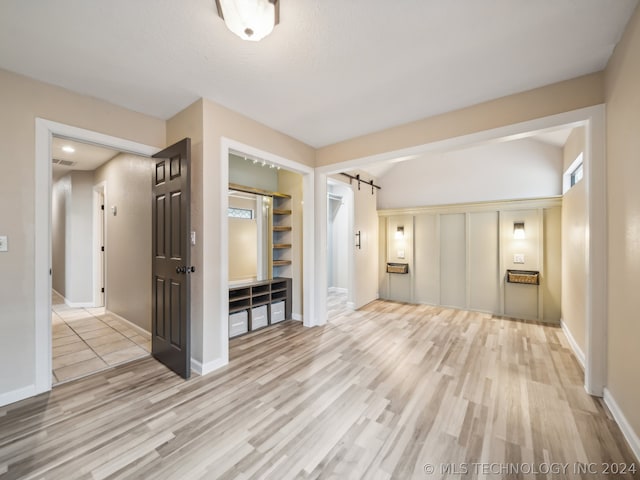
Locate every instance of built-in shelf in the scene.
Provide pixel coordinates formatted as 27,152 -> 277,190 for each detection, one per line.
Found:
228,278 -> 293,338
272,192 -> 292,277
273,259 -> 292,266
228,182 -> 294,283
273,208 -> 292,215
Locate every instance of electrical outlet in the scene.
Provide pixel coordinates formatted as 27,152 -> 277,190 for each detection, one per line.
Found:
0,235 -> 7,252
513,253 -> 525,264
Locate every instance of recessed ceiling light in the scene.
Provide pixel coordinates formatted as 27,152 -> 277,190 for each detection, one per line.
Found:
62,145 -> 75,153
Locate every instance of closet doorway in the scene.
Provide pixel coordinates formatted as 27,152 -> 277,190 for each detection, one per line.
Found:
327,180 -> 354,319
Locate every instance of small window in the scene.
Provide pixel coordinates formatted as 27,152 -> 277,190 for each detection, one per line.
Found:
563,152 -> 584,194
570,162 -> 584,186
228,207 -> 253,219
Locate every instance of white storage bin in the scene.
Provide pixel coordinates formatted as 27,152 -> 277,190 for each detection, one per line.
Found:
251,305 -> 268,330
270,301 -> 286,324
229,310 -> 248,338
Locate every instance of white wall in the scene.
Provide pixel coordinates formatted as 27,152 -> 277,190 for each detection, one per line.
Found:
51,171 -> 95,305
328,183 -> 350,290
380,199 -> 562,323
377,138 -> 563,209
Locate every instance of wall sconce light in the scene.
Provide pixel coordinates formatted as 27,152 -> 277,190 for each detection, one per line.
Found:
395,226 -> 405,240
513,222 -> 525,239
215,0 -> 280,42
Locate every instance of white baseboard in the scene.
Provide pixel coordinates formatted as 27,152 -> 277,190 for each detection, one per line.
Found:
65,300 -> 96,308
560,319 -> 586,369
346,301 -> 356,311
0,384 -> 37,408
191,357 -> 228,376
604,388 -> 640,463
106,310 -> 151,338
292,313 -> 302,321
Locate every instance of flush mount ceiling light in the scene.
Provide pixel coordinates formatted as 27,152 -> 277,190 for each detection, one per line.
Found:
215,0 -> 280,42
62,145 -> 75,153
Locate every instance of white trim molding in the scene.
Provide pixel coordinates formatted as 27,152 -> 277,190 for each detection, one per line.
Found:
561,319 -> 586,370
0,385 -> 37,408
191,357 -> 228,377
603,389 -> 640,463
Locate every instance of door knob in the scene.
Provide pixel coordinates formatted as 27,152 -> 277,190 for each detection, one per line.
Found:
187,266 -> 195,274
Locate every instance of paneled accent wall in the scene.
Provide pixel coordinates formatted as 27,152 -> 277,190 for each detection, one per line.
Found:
379,198 -> 562,323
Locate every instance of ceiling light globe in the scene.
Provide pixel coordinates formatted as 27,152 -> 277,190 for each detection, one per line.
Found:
216,0 -> 279,42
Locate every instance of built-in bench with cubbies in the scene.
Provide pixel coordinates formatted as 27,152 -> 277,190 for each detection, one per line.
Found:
228,277 -> 293,338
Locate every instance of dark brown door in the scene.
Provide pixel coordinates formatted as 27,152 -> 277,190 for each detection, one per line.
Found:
152,138 -> 191,379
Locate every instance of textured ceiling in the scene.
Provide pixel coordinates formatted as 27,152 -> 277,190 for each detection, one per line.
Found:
0,0 -> 637,147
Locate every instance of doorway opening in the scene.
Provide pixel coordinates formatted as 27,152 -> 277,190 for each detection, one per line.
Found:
326,180 -> 353,319
50,136 -> 154,384
314,105 -> 606,397
32,121 -> 161,396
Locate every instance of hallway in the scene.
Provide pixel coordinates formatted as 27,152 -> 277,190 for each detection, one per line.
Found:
52,291 -> 150,384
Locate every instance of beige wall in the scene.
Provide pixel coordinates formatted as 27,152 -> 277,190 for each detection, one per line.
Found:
0,68 -> 165,397
543,206 -> 562,324
605,4 -> 640,443
94,153 -> 154,332
277,169 -> 304,317
166,99 -> 205,363
167,98 -> 314,369
228,196 -> 259,282
561,127 -> 587,355
316,73 -> 604,166
51,176 -> 69,296
351,171 -> 379,309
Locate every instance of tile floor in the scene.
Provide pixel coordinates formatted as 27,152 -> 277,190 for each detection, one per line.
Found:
52,291 -> 151,384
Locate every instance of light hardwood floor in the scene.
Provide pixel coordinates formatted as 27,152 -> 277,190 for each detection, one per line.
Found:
1,301 -> 637,479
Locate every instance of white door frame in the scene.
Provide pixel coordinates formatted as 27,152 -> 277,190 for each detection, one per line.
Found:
314,105 -> 607,396
34,118 -> 158,395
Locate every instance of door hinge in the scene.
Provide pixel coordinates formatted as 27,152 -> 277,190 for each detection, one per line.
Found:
101,287 -> 105,293
101,204 -> 105,210
101,246 -> 104,252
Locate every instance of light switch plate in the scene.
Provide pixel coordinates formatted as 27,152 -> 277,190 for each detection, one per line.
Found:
0,235 -> 7,252
514,253 -> 525,264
